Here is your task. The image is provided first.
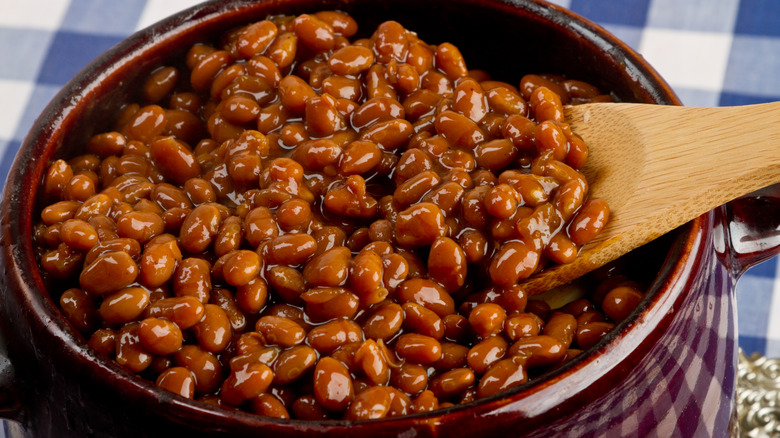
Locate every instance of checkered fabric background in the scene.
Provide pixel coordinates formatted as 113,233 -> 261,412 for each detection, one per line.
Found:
0,0 -> 779,435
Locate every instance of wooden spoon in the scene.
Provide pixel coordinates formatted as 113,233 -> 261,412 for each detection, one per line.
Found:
521,101 -> 780,295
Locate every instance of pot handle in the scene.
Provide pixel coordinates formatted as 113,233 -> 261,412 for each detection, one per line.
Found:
720,183 -> 780,274
0,328 -> 23,422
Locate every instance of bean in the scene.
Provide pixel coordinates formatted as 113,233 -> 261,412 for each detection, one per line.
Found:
435,42 -> 467,79
314,357 -> 354,412
379,252 -> 408,292
372,21 -> 408,63
115,211 -> 164,245
395,203 -> 445,247
59,219 -> 98,250
520,74 -> 568,102
411,390 -> 439,413
155,367 -> 195,399
236,20 -> 278,58
430,368 -> 474,399
220,361 -> 274,406
115,322 -> 152,373
121,105 -> 167,143
174,345 -> 224,394
274,345 -> 318,384
435,342 -> 469,371
306,94 -> 344,137
139,238 -> 181,288
339,140 -> 381,175
394,333 -> 442,364
313,11 -> 357,37
469,303 -> 507,338
435,110 -> 484,149
87,328 -> 116,358
74,194 -> 112,221
543,312 -> 577,348
138,317 -> 183,355
80,251 -> 138,295
467,336 -> 508,374
576,321 -> 616,350
344,251 -> 385,306
355,339 -> 390,385
365,118 -> 415,152
394,170 -> 441,207
427,237 -> 467,292
397,278 -> 455,318
244,207 -> 278,246
505,313 -> 543,341
210,288 -> 247,332
85,132 -> 126,158
62,174 -> 96,202
601,286 -> 643,323
442,313 -> 468,342
266,233 -> 317,266
530,86 -> 564,122
41,243 -> 85,279
278,75 -> 316,115
568,198 -> 610,246
99,286 -> 150,325
488,241 -> 540,287
508,335 -> 566,368
192,304 -> 233,353
173,258 -> 212,303
222,250 -> 261,287
236,277 -> 268,315
292,395 -> 329,420
190,50 -> 232,93
351,96 -> 404,129
402,302 -> 444,340
329,45 -> 374,76
293,14 -> 335,52
306,319 -> 363,354
534,120 -> 568,161
84,238 -> 139,265
453,78 -> 488,122
475,138 -> 517,171
346,386 -> 392,420
266,265 -> 306,303
147,296 -> 205,329
59,288 -> 99,334
477,355 -> 528,398
178,205 -> 221,253
252,315 -> 305,348
301,287 -> 359,321
545,232 -> 578,264
250,393 -> 290,419
362,302 -> 404,341
302,246 -> 351,287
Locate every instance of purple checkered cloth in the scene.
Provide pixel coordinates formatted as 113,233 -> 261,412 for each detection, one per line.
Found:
1,0 -> 779,436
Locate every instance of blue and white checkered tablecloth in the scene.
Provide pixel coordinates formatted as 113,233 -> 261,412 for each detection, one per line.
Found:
1,0 -> 779,435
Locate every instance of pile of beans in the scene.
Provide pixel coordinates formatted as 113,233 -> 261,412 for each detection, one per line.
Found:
33,11 -> 629,420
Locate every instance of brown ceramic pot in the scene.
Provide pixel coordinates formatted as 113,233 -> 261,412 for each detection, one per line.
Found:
2,0 -> 779,436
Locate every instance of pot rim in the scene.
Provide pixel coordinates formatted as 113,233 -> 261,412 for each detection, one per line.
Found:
0,0 -> 696,432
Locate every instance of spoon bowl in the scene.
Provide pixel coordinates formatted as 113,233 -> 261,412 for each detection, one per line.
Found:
523,101 -> 780,294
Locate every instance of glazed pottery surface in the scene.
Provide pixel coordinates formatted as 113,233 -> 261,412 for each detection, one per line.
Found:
1,0 -> 778,436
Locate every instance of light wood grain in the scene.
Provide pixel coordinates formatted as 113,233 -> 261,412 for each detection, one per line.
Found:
522,101 -> 780,294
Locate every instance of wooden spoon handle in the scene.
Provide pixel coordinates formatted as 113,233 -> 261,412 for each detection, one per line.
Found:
573,101 -> 780,228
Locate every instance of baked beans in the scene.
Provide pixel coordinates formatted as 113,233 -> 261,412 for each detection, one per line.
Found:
35,10 -> 632,421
